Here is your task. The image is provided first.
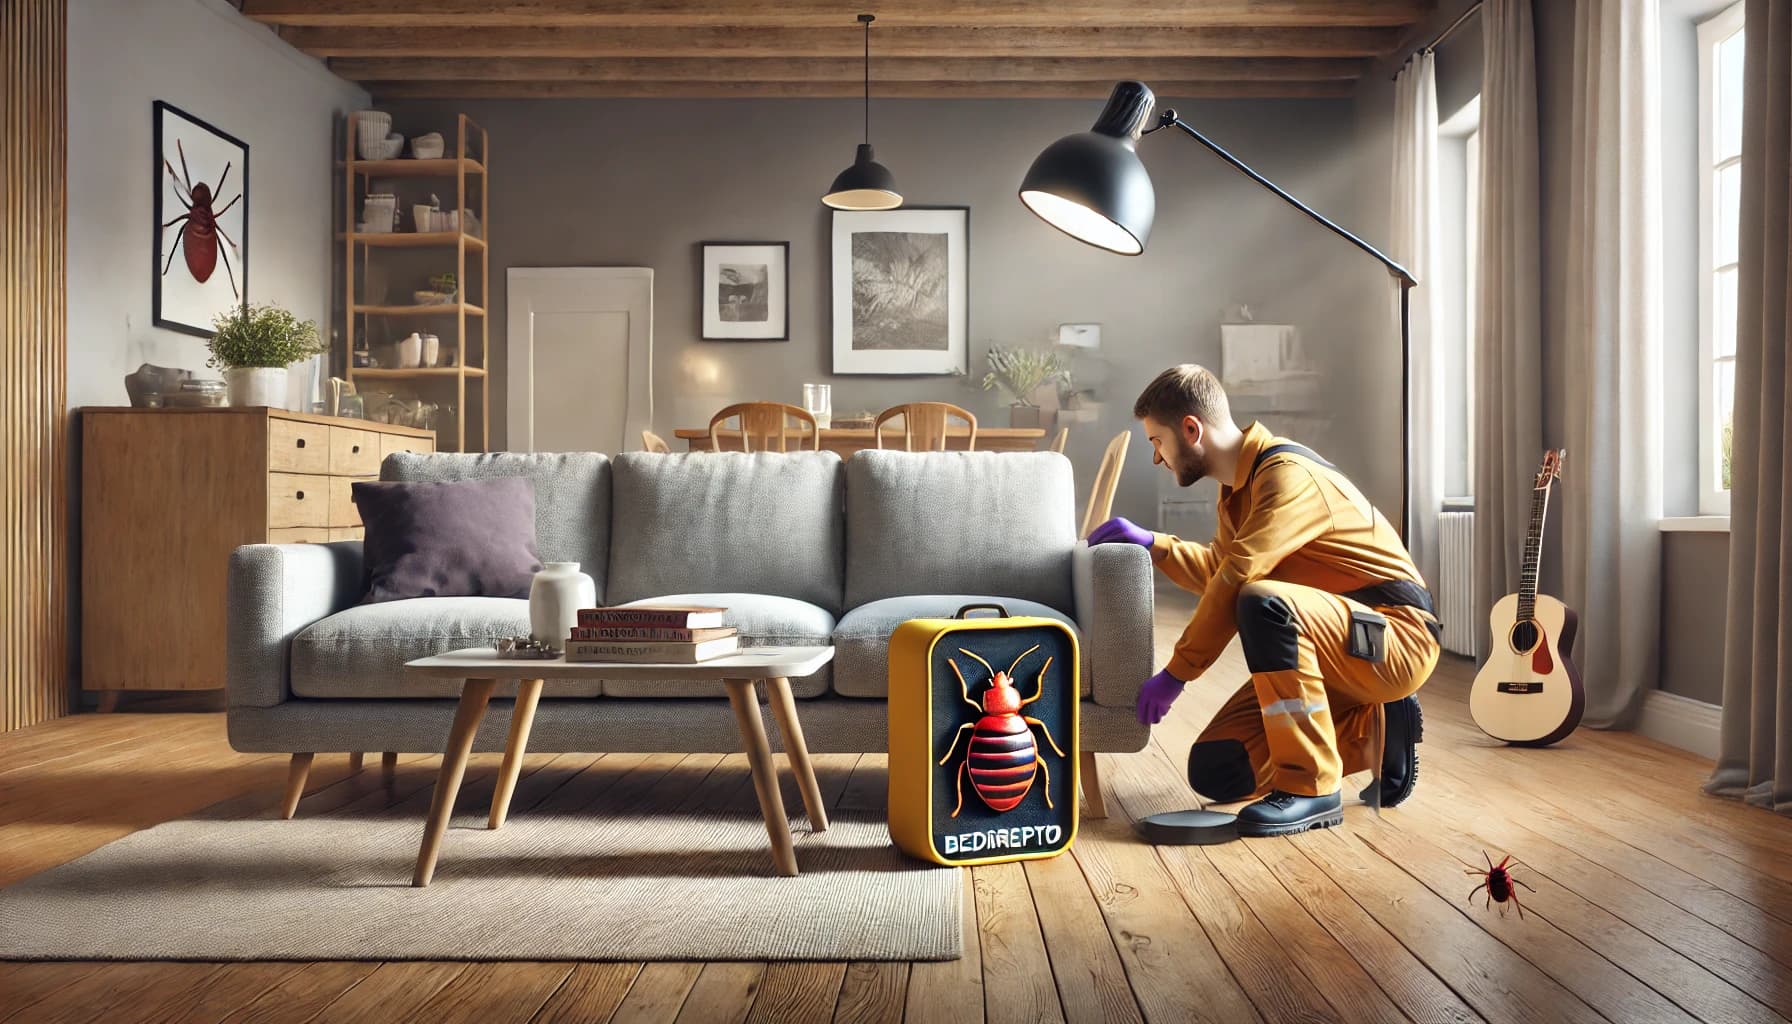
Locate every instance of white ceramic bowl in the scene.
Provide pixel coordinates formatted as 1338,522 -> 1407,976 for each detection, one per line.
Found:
411,133 -> 445,160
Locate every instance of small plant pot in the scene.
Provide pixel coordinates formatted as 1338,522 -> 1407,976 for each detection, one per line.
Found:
1008,405 -> 1045,430
225,367 -> 287,409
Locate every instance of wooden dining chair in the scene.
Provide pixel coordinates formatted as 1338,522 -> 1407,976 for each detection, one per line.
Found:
1079,431 -> 1132,538
707,402 -> 821,452
871,402 -> 977,452
1048,427 -> 1069,453
641,429 -> 672,454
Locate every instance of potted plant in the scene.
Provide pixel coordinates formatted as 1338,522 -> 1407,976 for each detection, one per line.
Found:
981,346 -> 1069,429
206,302 -> 324,409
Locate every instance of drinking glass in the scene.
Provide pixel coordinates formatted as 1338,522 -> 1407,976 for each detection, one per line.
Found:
803,383 -> 833,429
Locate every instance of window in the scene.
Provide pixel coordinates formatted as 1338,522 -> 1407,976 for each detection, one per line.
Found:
1697,2 -> 1744,515
1439,96 -> 1481,502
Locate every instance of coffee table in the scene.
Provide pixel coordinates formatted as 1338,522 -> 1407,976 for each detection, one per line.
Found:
403,645 -> 835,886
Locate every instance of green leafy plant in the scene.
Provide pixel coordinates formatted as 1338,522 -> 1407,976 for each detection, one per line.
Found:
429,272 -> 458,294
981,346 -> 1069,408
206,303 -> 324,370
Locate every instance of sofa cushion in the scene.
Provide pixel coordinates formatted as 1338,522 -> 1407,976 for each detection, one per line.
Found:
290,597 -> 603,699
607,452 -> 845,612
601,592 -> 835,698
845,451 -> 1077,613
382,451 -> 610,600
832,595 -> 1086,699
354,477 -> 543,603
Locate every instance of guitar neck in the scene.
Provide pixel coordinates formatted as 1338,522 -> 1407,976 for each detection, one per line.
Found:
1517,481 -> 1551,621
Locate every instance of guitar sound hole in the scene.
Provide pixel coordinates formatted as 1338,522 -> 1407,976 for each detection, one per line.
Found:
1510,620 -> 1539,654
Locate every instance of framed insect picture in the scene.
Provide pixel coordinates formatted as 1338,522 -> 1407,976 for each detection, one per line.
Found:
700,241 -> 788,341
153,101 -> 248,337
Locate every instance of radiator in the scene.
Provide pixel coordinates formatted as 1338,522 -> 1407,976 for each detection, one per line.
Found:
1437,511 -> 1477,657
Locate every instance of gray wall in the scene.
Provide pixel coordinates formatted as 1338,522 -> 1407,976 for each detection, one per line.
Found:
64,0 -> 367,691
1660,531 -> 1729,704
383,95 -> 1389,526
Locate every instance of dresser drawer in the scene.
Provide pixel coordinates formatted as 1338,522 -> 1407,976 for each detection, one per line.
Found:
269,418 -> 330,474
329,427 -> 381,476
329,475 -> 371,527
380,432 -> 434,461
268,527 -> 332,544
328,526 -> 365,542
269,473 -> 331,528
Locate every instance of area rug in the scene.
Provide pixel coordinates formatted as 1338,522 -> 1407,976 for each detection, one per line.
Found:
0,753 -> 961,961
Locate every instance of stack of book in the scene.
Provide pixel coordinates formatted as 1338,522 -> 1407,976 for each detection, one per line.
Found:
563,605 -> 739,663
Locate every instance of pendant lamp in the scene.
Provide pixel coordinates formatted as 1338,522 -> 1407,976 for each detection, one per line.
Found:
822,13 -> 901,210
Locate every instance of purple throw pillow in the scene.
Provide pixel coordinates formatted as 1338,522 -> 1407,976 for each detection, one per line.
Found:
353,477 -> 543,603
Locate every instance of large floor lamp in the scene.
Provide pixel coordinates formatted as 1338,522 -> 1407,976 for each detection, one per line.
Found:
1020,81 -> 1416,842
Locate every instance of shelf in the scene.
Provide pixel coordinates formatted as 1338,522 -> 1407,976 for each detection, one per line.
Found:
350,367 -> 486,379
354,303 -> 485,317
343,157 -> 485,178
345,231 -> 485,251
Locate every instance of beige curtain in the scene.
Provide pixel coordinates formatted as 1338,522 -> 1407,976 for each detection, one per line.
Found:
1707,0 -> 1792,815
1472,0 -> 1544,658
1561,0 -> 1664,727
1393,51 -> 1445,595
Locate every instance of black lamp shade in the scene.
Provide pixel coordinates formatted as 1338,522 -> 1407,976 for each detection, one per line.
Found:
1018,81 -> 1159,255
824,143 -> 902,210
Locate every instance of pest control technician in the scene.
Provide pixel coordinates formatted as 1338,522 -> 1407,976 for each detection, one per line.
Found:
1090,364 -> 1440,837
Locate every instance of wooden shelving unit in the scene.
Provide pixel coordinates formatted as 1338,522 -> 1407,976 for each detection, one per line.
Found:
341,113 -> 489,452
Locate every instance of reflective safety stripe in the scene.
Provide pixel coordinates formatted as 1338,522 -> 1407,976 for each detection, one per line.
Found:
1262,697 -> 1326,718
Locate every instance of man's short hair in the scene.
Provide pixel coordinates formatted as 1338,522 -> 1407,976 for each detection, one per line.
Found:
1133,364 -> 1233,426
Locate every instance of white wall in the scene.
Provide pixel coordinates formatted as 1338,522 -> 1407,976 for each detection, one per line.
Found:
67,0 -> 366,412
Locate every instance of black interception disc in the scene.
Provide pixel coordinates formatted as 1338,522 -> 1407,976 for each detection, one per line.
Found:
1135,808 -> 1240,845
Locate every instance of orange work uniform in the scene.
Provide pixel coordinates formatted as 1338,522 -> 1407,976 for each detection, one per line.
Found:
1152,422 -> 1440,798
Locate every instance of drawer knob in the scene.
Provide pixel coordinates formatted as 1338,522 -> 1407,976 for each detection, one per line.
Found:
351,444 -> 361,453
295,490 -> 306,500
295,438 -> 306,449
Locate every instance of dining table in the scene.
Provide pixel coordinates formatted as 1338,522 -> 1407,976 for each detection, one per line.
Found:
673,426 -> 1047,456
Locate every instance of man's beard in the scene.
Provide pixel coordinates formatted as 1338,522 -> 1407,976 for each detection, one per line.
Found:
1170,436 -> 1208,487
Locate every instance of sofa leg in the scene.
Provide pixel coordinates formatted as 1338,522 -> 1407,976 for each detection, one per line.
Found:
347,752 -> 365,775
381,751 -> 398,778
281,753 -> 315,820
1080,751 -> 1107,819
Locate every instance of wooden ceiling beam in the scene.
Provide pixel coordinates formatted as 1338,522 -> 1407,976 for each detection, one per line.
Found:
360,79 -> 1357,100
284,24 -> 1403,58
246,0 -> 1431,29
330,56 -> 1369,83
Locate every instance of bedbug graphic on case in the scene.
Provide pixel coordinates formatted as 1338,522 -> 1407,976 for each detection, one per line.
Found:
889,604 -> 1080,866
938,645 -> 1065,816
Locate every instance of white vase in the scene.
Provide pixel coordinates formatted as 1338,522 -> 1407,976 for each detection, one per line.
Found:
396,332 -> 423,369
225,367 -> 287,409
529,562 -> 597,645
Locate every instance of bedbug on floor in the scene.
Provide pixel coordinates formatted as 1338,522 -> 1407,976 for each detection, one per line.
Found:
937,644 -> 1066,818
161,139 -> 243,298
1466,850 -> 1536,918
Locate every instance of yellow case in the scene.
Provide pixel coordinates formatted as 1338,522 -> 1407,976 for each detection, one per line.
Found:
888,605 -> 1080,866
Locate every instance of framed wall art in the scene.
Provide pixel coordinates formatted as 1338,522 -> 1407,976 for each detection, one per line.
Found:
153,100 -> 249,337
700,241 -> 788,341
831,206 -> 968,375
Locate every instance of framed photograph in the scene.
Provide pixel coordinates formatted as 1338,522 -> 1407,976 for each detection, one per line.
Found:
831,206 -> 968,375
700,241 -> 788,340
153,100 -> 249,337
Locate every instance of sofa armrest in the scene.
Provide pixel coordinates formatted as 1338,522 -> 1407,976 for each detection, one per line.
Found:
1072,541 -> 1155,709
227,542 -> 364,709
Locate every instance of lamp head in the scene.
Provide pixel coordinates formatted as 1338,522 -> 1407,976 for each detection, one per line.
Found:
823,143 -> 903,210
1019,80 -> 1158,255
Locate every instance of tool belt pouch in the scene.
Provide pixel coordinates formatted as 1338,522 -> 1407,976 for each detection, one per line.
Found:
1347,608 -> 1389,662
887,603 -> 1080,866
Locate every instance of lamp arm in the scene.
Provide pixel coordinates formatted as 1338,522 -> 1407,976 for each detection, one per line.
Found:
1149,113 -> 1417,288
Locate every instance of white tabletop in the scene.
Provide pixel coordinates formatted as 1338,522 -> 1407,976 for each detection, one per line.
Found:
403,645 -> 835,681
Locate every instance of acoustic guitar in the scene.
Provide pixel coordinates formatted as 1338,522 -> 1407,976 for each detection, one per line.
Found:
1470,450 -> 1585,746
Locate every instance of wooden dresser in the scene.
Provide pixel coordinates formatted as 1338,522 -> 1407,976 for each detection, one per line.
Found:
81,408 -> 435,701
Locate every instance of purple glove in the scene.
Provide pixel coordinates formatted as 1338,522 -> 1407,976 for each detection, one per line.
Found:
1136,668 -> 1187,725
1089,516 -> 1153,548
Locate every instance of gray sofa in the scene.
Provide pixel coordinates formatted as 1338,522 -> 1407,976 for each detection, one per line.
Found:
226,449 -> 1154,801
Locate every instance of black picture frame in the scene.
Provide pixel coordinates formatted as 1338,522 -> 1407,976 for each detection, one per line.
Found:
830,206 -> 969,375
153,100 -> 249,337
699,240 -> 790,341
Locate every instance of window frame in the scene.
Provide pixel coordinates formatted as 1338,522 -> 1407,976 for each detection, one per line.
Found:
1696,0 -> 1744,516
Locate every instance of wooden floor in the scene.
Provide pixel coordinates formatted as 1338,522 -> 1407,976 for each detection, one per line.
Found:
4,587 -> 1791,1023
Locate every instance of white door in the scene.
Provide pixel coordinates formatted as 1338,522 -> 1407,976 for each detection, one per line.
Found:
507,267 -> 653,454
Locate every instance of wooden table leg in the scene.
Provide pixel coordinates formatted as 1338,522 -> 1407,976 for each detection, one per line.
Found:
413,677 -> 497,887
488,678 -> 544,830
725,678 -> 799,877
765,676 -> 828,833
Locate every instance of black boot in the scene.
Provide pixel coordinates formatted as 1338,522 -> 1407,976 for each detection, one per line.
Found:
1359,695 -> 1423,808
1236,789 -> 1343,837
